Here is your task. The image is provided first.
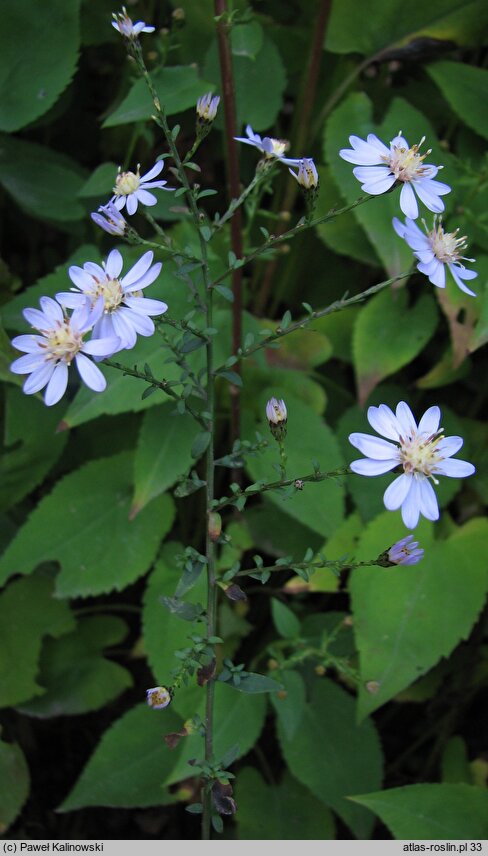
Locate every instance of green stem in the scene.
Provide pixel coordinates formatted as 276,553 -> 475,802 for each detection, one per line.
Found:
214,269 -> 412,372
278,440 -> 287,480
214,465 -> 351,511
235,557 -> 376,579
213,171 -> 264,234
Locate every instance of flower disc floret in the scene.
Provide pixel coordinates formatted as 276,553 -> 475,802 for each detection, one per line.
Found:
349,401 -> 475,529
10,296 -> 120,406
393,215 -> 477,296
339,131 -> 451,219
56,249 -> 167,353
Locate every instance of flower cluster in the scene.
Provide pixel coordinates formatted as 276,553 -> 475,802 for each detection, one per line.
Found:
234,125 -> 319,204
11,250 -> 167,406
339,131 -> 477,296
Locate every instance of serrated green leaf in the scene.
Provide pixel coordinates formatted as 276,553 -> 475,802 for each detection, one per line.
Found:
17,616 -> 132,718
351,517 -> 488,718
0,575 -> 75,708
351,784 -> 488,839
353,288 -> 438,404
0,738 -> 30,834
0,0 -> 81,132
0,453 -> 175,597
236,768 -> 335,839
58,703 -> 184,810
277,678 -> 383,838
131,404 -> 199,517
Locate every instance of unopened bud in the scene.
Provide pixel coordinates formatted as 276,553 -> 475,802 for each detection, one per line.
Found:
172,7 -> 185,21
315,665 -> 326,676
289,158 -> 319,216
266,397 -> 287,442
208,511 -> 222,542
377,535 -> 424,567
146,685 -> 172,709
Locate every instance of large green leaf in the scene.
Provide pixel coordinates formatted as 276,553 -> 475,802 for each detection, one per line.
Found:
0,387 -> 67,512
277,679 -> 383,838
163,682 -> 267,786
236,768 -> 336,839
0,0 -> 80,131
142,542 -> 206,686
103,66 -> 214,127
324,93 -> 454,276
17,616 -> 132,717
352,784 -> 488,839
0,575 -> 75,708
352,288 -> 438,404
245,393 -> 345,538
204,32 -> 286,131
0,134 -> 86,222
314,167 -> 380,267
0,453 -> 175,597
326,0 -> 488,56
58,703 -> 183,810
0,738 -> 30,833
132,404 -> 200,517
351,516 -> 488,718
427,61 -> 488,141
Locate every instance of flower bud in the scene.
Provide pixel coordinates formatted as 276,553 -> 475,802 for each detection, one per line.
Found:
146,686 -> 172,709
266,397 -> 287,442
289,158 -> 319,215
208,511 -> 222,542
377,534 -> 424,567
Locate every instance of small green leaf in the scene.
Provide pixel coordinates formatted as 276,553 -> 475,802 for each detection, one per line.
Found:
200,225 -> 212,242
191,431 -> 211,459
214,284 -> 234,302
223,673 -> 283,694
0,738 -> 30,833
271,598 -> 301,639
427,61 -> 488,141
160,597 -> 204,622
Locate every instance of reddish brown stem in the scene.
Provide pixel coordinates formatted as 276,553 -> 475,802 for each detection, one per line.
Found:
254,0 -> 332,315
215,0 -> 243,454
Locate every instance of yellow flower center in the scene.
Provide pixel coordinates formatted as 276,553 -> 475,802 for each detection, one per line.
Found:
384,135 -> 431,182
114,168 -> 140,196
429,222 -> 467,263
399,430 -> 444,480
268,139 -> 289,158
45,321 -> 84,365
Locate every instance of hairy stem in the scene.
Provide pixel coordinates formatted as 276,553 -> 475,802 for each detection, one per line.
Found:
214,465 -> 351,511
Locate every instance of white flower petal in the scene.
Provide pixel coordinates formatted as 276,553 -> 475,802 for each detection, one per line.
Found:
433,458 -> 475,478
121,251 -> 154,287
23,308 -> 50,330
55,292 -> 87,308
126,194 -> 138,215
400,183 -> 419,219
140,161 -> 164,182
350,458 -> 398,476
111,310 -> 138,350
40,296 -> 64,325
75,353 -> 107,392
123,296 -> 168,316
136,189 -> 157,206
395,401 -> 417,437
348,432 -> 399,459
418,405 -> 441,437
436,435 -> 463,457
44,363 -> 69,406
69,265 -> 95,291
119,307 -> 154,336
384,473 -> 412,510
105,249 -> 123,279
400,478 -> 421,529
10,352 -> 47,373
449,265 -> 477,297
82,336 -> 121,357
418,478 -> 439,521
11,334 -> 46,353
23,362 -> 55,394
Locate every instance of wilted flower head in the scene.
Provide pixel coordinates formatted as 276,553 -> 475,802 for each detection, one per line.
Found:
91,201 -> 128,237
56,249 -> 167,353
112,160 -> 171,216
339,131 -> 451,220
377,534 -> 424,567
10,296 -> 119,406
349,401 -> 475,529
234,125 -> 301,166
146,686 -> 172,709
289,158 -> 319,190
112,7 -> 155,38
393,216 -> 477,297
196,92 -> 220,124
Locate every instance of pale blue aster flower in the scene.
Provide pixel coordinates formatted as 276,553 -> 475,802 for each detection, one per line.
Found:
234,125 -> 301,166
197,92 -> 220,123
112,7 -> 155,38
387,535 -> 424,566
91,201 -> 127,237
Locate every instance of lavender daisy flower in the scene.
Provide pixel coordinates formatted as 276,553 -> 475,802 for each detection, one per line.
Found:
349,401 -> 475,529
387,535 -> 424,566
56,249 -> 167,352
234,125 -> 301,166
10,297 -> 119,406
112,7 -> 155,38
393,216 -> 477,297
289,158 -> 319,190
339,132 -> 451,219
111,160 -> 171,216
196,92 -> 220,124
91,201 -> 127,237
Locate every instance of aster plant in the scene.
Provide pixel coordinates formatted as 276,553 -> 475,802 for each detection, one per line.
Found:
2,0 -> 486,844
